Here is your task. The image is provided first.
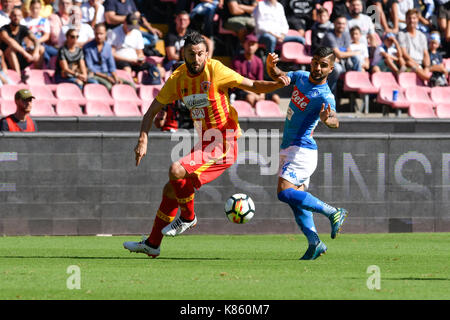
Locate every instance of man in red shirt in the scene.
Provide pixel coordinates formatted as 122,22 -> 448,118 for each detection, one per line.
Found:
0,89 -> 37,132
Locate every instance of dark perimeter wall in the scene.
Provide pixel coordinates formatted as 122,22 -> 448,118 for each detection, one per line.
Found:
1,131 -> 449,235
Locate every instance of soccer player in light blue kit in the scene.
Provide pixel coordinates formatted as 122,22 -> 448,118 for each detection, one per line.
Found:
266,47 -> 348,260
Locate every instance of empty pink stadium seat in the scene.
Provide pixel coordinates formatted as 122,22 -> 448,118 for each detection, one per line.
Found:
115,69 -> 135,84
113,101 -> 142,116
55,83 -> 87,105
0,84 -> 29,100
408,103 -> 436,118
233,100 -> 256,117
405,86 -> 434,104
0,100 -> 16,115
111,84 -> 142,106
28,69 -> 53,86
344,71 -> 379,94
5,70 -> 20,84
398,72 -> 430,92
83,83 -> 115,106
371,72 -> 402,90
30,100 -> 56,116
430,87 -> 450,105
55,101 -> 83,116
377,86 -> 410,111
435,104 -> 450,118
146,56 -> 164,65
304,29 -> 312,48
255,100 -> 283,117
85,101 -> 115,116
281,42 -> 312,65
139,84 -> 162,101
29,85 -> 57,105
443,58 -> 450,70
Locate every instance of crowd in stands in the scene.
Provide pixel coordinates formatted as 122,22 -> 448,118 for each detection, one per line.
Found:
0,0 -> 449,131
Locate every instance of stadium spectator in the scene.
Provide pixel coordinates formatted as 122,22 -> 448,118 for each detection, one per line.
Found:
311,6 -> 334,53
81,0 -> 106,29
437,0 -> 450,50
347,0 -> 378,48
58,5 -> 95,47
48,0 -> 72,47
0,8 -> 43,80
0,0 -> 14,28
103,0 -> 162,48
397,0 -> 414,31
222,0 -> 257,42
22,0 -> 54,18
84,23 -> 135,90
398,8 -> 430,81
253,0 -> 305,55
55,28 -> 89,89
330,0 -> 349,22
154,103 -> 179,132
416,0 -> 435,34
107,13 -> 164,80
280,0 -> 318,39
163,11 -> 213,71
425,31 -> 448,86
371,32 -> 404,74
189,0 -> 223,38
22,0 -> 55,69
321,15 -> 361,93
349,26 -> 370,71
231,33 -> 280,106
0,89 -> 37,132
367,0 -> 400,34
0,49 -> 13,86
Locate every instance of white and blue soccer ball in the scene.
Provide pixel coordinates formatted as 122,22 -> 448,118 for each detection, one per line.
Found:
224,193 -> 255,224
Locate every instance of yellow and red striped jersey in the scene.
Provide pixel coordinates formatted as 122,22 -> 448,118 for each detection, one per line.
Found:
155,59 -> 244,135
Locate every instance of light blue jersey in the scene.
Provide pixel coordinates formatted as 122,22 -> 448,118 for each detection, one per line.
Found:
281,70 -> 336,150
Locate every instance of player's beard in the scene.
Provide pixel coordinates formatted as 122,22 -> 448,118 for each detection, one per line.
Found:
311,71 -> 327,82
185,60 -> 206,75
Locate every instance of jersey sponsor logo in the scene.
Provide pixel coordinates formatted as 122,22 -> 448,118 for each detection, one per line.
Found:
183,93 -> 210,109
291,85 -> 310,111
191,107 -> 206,119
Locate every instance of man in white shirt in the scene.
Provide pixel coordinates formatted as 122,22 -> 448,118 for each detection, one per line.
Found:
58,5 -> 95,47
253,0 -> 304,54
81,0 -> 106,28
0,0 -> 14,28
347,0 -> 378,48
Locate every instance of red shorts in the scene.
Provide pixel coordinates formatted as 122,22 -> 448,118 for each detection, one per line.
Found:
179,129 -> 238,189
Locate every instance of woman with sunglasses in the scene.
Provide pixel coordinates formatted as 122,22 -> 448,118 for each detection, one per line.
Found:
54,28 -> 89,89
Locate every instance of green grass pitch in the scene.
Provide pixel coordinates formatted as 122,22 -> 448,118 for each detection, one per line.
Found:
0,233 -> 449,300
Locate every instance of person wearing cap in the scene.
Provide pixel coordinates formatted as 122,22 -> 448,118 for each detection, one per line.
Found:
425,31 -> 448,87
0,89 -> 37,132
232,33 -> 280,106
107,13 -> 164,80
371,32 -> 404,74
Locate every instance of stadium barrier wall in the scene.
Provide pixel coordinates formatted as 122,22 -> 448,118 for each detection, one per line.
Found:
1,131 -> 449,235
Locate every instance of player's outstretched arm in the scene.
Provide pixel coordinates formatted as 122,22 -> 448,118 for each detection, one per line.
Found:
320,103 -> 339,129
266,53 -> 287,80
236,75 -> 290,94
135,99 -> 165,166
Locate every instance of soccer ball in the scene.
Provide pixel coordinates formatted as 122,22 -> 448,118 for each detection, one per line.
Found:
224,193 -> 255,224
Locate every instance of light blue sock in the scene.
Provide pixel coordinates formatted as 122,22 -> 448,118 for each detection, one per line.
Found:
278,188 -> 337,218
288,204 -> 320,245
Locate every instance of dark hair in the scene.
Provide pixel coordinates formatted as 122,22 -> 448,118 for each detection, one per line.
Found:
177,10 -> 189,16
94,22 -> 106,31
313,47 -> 335,63
405,8 -> 419,19
29,0 -> 41,6
349,26 -> 361,33
317,7 -> 329,16
334,15 -> 347,22
183,31 -> 208,50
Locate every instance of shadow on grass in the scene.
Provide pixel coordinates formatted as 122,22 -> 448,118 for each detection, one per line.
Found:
0,255 -> 298,261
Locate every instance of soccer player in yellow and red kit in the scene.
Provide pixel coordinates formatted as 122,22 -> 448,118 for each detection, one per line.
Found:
123,31 -> 290,258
